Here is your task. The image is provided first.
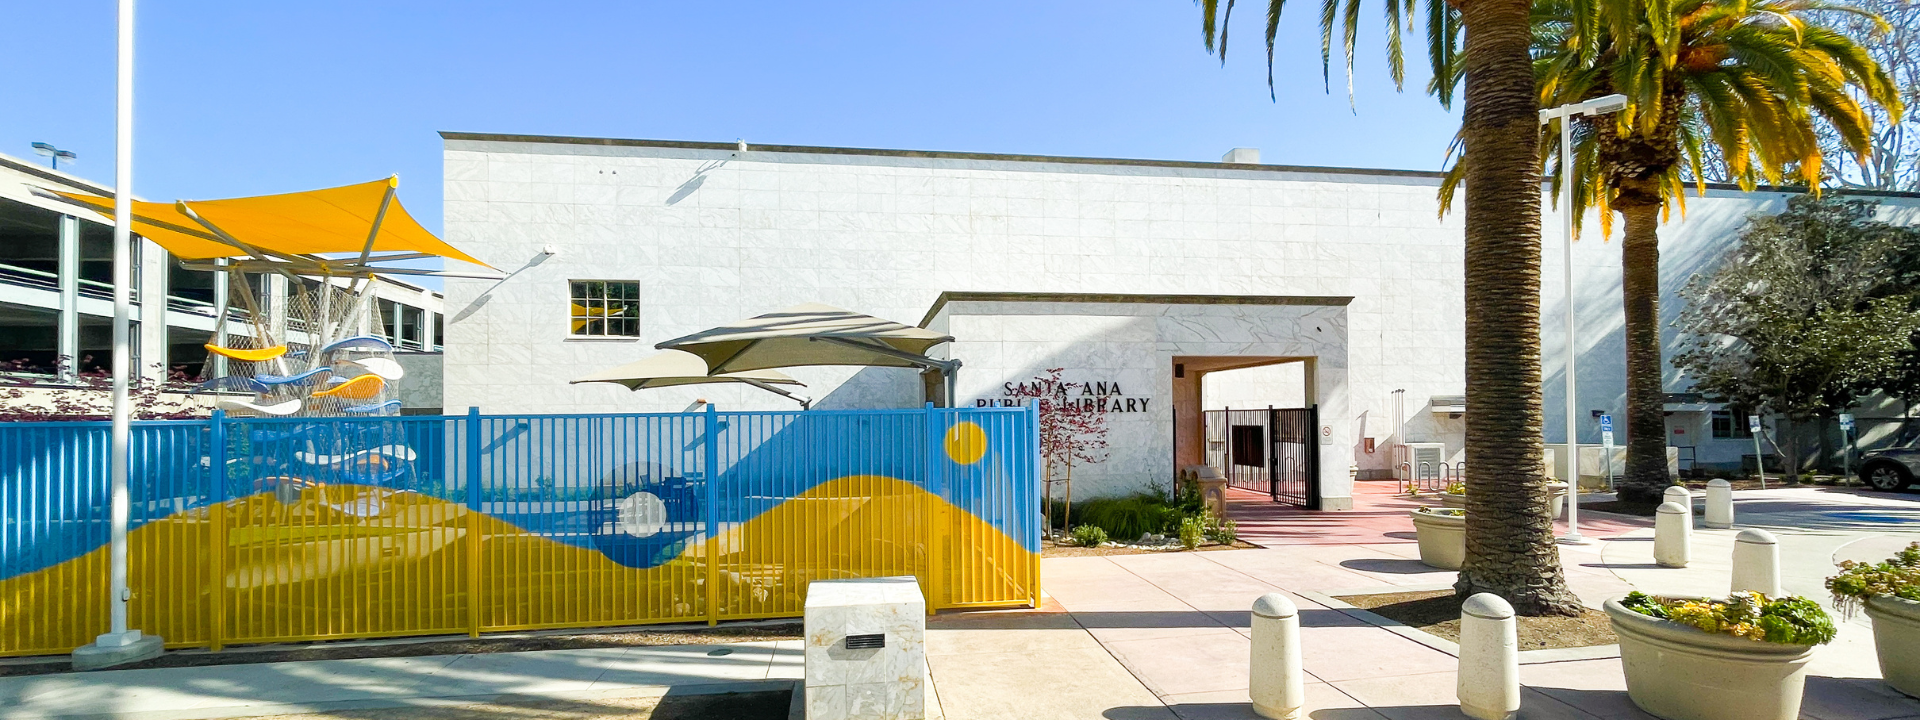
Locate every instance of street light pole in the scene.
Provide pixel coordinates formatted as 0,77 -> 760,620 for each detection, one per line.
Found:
1539,94 -> 1627,546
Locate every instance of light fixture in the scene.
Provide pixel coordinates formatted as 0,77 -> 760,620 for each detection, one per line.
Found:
31,142 -> 77,170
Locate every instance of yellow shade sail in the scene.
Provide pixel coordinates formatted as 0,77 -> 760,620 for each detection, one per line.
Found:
55,178 -> 492,269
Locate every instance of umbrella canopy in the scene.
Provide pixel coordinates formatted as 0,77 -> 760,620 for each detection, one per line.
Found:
52,177 -> 492,270
570,350 -> 803,390
656,303 -> 954,374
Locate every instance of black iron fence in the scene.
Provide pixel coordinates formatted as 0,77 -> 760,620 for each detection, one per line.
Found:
1203,406 -> 1320,509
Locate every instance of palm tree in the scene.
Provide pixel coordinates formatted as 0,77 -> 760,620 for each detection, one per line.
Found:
1522,0 -> 1900,503
1199,0 -> 1583,615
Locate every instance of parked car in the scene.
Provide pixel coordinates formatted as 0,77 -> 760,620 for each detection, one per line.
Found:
1859,426 -> 1920,492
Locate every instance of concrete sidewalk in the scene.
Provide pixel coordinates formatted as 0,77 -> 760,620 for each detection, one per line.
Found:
8,485 -> 1916,720
0,641 -> 802,720
966,485 -> 1920,720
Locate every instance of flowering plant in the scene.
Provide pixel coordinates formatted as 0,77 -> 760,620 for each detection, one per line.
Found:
1825,542 -> 1920,618
1620,591 -> 1836,645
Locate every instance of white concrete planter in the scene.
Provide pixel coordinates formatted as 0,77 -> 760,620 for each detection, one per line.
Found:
1866,595 -> 1920,699
1604,598 -> 1817,720
1410,508 -> 1465,570
1440,493 -> 1466,509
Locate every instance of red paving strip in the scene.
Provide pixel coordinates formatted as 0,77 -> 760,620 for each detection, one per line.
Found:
1226,480 -> 1651,546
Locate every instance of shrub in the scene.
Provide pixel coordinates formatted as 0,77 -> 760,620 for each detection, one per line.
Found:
1826,542 -> 1920,618
1621,591 -> 1836,645
1413,506 -> 1464,517
1178,515 -> 1205,550
1072,493 -> 1184,540
1205,515 -> 1238,545
1070,524 -> 1109,547
1442,481 -> 1465,495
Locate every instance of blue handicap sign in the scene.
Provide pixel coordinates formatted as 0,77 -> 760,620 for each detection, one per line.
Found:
1598,414 -> 1613,432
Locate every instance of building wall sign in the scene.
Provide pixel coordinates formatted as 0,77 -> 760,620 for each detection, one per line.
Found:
977,379 -> 1151,413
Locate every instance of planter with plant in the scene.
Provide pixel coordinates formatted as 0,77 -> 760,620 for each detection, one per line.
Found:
1409,506 -> 1465,570
1069,525 -> 1109,548
1440,480 -> 1566,517
1826,542 -> 1920,698
1605,592 -> 1836,720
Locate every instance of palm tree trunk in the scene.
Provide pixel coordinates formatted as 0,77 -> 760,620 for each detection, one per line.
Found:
1616,192 -> 1670,504
1452,0 -> 1583,617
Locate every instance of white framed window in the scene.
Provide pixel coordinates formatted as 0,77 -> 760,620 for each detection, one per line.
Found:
569,280 -> 640,337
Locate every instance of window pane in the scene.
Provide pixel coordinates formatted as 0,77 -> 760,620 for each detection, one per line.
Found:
568,280 -> 639,336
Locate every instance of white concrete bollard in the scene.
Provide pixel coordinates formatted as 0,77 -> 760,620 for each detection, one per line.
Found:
1663,485 -> 1693,510
1655,501 -> 1692,568
1250,593 -> 1305,720
1731,528 -> 1784,597
1458,593 -> 1520,720
1704,478 -> 1733,529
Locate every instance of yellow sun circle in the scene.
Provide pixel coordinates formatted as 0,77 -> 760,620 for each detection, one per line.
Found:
945,422 -> 988,465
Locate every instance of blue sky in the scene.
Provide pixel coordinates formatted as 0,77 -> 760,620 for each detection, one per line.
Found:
1,1 -> 1461,272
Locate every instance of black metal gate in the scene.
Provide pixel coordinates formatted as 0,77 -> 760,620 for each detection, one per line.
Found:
1203,406 -> 1320,509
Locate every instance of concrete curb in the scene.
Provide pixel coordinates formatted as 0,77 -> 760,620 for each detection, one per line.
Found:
1298,585 -> 1621,665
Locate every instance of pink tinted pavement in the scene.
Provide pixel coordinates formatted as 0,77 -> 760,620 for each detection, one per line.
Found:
1225,479 -> 1651,545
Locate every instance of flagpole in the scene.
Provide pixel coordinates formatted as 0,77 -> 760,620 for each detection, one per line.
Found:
73,0 -> 164,670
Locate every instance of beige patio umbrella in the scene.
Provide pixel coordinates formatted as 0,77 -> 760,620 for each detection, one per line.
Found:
571,349 -> 812,408
656,303 -> 960,406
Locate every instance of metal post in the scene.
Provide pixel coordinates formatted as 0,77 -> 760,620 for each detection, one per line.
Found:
704,403 -> 721,625
107,0 -> 136,639
924,402 -> 945,613
465,407 -> 483,637
207,409 -> 227,651
71,0 -> 163,669
1751,415 -> 1767,490
1558,113 -> 1588,545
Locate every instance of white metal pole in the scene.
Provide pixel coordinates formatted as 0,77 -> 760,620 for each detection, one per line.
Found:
107,0 -> 136,638
1559,113 -> 1587,544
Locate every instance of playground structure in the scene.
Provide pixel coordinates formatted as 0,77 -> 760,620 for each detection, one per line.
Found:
49,177 -> 493,420
40,178 -> 497,509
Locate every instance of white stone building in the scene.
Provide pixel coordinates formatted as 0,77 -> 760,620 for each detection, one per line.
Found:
439,133 -> 1920,506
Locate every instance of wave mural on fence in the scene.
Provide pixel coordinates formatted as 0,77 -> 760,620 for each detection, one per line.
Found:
0,411 -> 1039,657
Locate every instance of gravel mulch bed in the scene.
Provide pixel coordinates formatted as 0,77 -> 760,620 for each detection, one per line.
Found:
1335,589 -> 1616,650
1042,537 -> 1262,557
0,622 -> 802,677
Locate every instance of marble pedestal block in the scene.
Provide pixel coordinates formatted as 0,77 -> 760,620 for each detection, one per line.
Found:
804,577 -> 927,720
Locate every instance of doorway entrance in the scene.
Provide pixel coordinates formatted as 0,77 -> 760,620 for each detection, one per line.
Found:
1203,407 -> 1320,508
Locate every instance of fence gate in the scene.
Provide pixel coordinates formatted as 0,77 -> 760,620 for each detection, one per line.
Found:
1203,406 -> 1319,509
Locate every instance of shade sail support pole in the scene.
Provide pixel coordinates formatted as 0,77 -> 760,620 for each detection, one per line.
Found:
811,336 -> 961,406
740,379 -> 813,410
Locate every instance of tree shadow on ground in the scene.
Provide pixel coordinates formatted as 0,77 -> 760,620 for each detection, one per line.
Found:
1338,558 -> 1442,575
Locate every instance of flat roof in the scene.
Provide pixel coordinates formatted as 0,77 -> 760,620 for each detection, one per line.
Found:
440,132 -> 1920,200
440,131 -> 1446,181
919,291 -> 1353,328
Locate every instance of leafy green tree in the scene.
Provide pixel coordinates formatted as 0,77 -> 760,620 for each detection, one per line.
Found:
1673,196 -> 1920,479
1198,0 -> 1583,614
1441,0 -> 1902,502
